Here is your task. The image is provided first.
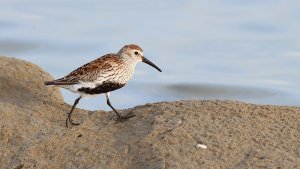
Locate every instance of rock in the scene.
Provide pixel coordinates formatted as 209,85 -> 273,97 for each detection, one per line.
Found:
0,56 -> 63,106
0,56 -> 299,168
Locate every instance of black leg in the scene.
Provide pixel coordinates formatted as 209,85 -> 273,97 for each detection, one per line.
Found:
66,96 -> 81,127
105,93 -> 135,121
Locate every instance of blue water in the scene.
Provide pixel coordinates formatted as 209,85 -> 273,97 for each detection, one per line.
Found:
1,0 -> 300,110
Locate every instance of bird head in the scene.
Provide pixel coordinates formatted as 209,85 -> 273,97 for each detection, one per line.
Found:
118,44 -> 162,72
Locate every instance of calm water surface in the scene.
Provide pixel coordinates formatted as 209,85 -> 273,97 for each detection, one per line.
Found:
1,0 -> 300,110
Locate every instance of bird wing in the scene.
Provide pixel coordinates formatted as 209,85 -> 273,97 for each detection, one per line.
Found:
45,54 -> 123,86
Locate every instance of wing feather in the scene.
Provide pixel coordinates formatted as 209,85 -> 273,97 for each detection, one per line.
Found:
44,54 -> 123,86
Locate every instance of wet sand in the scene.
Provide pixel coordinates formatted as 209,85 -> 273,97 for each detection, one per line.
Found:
0,56 -> 299,168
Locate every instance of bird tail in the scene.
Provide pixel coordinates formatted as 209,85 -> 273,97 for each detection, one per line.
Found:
44,78 -> 76,86
44,81 -> 57,86
45,75 -> 79,86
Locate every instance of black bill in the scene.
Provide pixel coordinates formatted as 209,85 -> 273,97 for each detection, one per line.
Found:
142,57 -> 162,72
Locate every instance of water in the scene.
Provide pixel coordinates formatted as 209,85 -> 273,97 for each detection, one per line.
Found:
1,0 -> 300,110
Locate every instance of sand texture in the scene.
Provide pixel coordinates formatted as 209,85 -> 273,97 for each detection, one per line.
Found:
0,56 -> 299,169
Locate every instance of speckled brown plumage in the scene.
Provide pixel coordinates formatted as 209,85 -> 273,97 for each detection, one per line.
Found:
45,54 -> 124,85
124,44 -> 143,51
44,44 -> 161,127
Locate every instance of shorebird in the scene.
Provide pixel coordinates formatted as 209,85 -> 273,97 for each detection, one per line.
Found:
45,44 -> 161,127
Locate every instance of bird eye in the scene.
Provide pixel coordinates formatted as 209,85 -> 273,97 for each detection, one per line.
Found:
134,51 -> 139,55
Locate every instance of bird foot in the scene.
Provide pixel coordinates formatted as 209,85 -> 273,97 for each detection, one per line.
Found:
116,114 -> 136,122
66,113 -> 80,127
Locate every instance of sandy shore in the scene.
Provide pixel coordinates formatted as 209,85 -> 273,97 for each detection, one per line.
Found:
0,56 -> 299,168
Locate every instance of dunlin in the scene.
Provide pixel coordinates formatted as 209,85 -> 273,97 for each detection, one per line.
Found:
45,44 -> 161,127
